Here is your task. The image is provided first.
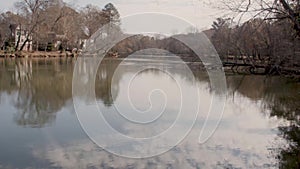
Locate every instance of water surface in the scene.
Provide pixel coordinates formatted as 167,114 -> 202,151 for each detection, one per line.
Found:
0,58 -> 299,169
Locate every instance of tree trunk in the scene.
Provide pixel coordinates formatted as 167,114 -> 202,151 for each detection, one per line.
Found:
279,0 -> 300,36
15,34 -> 21,51
20,38 -> 29,51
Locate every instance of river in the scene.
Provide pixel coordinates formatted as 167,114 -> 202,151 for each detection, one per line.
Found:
0,57 -> 299,169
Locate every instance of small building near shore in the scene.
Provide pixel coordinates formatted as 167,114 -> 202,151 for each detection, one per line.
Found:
15,25 -> 32,51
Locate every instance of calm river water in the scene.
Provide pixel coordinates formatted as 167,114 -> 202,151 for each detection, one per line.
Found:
0,57 -> 299,169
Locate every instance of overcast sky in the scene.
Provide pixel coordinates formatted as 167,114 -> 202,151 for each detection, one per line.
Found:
0,0 -> 227,30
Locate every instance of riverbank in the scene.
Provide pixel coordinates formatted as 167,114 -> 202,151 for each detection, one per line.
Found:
0,52 -> 299,79
0,50 -> 77,58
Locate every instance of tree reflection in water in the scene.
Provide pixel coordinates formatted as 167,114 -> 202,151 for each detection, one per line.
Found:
264,78 -> 300,169
225,75 -> 300,169
0,58 -> 74,128
95,59 -> 122,107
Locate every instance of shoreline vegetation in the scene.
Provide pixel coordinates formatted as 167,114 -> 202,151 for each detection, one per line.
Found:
0,50 -> 78,58
1,50 -> 299,80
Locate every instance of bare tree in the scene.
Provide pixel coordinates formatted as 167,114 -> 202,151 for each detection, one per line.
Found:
14,0 -> 48,51
216,0 -> 300,37
0,11 -> 26,50
42,0 -> 67,32
81,4 -> 108,37
0,13 -> 11,48
211,18 -> 233,59
33,0 -> 67,50
59,6 -> 84,49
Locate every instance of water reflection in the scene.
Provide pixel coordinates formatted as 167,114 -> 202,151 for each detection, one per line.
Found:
0,58 -> 299,168
95,60 -> 121,107
0,58 -> 74,128
226,75 -> 300,168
